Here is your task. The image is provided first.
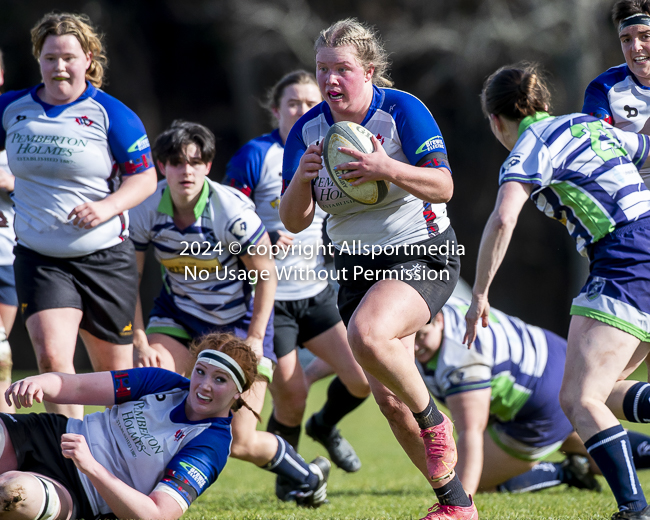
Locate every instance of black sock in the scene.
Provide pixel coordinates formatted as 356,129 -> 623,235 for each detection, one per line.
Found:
627,430 -> 650,470
267,411 -> 301,450
623,382 -> 650,423
313,376 -> 367,430
413,396 -> 444,429
434,474 -> 472,507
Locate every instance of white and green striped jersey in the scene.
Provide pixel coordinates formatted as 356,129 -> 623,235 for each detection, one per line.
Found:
129,179 -> 266,325
499,113 -> 650,255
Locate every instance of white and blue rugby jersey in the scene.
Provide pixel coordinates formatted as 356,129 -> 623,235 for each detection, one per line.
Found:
0,82 -> 152,257
129,179 -> 266,325
499,113 -> 650,255
583,64 -> 650,184
67,367 -> 232,517
225,129 -> 328,300
282,86 -> 451,248
0,151 -> 15,265
421,296 -> 552,423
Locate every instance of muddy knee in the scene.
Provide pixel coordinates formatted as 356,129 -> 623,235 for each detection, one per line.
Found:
0,472 -> 60,519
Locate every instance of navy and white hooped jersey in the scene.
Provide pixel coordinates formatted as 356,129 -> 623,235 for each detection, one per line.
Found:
67,367 -> 232,517
282,86 -> 451,248
0,151 -> 15,265
0,82 -> 152,258
421,296 -> 556,424
583,64 -> 650,184
129,179 -> 266,325
224,129 -> 328,300
499,113 -> 650,256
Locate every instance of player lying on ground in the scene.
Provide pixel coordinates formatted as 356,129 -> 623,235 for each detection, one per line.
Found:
0,333 -> 257,520
130,120 -> 329,507
416,296 -> 650,495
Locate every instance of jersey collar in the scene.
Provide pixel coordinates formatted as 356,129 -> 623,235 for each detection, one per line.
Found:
158,179 -> 210,220
517,111 -> 552,137
30,80 -> 96,118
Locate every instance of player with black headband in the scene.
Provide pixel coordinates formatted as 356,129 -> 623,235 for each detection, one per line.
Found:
0,333 -> 258,520
583,0 -> 650,187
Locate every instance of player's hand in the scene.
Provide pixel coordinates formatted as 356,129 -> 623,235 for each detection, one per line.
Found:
61,433 -> 98,474
133,331 -> 163,368
5,377 -> 44,409
295,141 -> 324,184
464,294 -> 490,348
68,199 -> 118,229
245,336 -> 264,362
337,135 -> 392,185
275,230 -> 294,257
0,168 -> 15,192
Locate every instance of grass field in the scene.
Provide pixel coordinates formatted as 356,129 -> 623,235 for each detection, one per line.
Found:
12,369 -> 650,519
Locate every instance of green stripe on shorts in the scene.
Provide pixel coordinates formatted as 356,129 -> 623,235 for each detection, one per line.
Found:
570,306 -> 650,342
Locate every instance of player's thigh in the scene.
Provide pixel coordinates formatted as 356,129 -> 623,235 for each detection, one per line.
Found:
0,303 -> 16,336
147,333 -> 193,376
25,308 -> 83,369
79,329 -> 133,373
349,279 -> 430,346
478,431 -> 537,491
563,315 -> 644,404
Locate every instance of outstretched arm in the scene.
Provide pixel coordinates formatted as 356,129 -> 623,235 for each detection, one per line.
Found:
6,372 -> 115,409
62,433 -> 184,520
464,181 -> 531,346
446,388 -> 492,496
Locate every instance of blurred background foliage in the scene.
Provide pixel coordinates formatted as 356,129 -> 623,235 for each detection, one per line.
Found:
0,0 -> 624,367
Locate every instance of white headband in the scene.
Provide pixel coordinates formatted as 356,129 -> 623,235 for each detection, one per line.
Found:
196,349 -> 246,393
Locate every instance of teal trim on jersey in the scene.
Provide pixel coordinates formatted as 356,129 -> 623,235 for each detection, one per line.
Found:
570,305 -> 650,342
489,373 -> 531,421
551,181 -> 615,241
487,424 -> 561,461
445,382 -> 492,395
517,112 -> 552,137
145,325 -> 192,340
157,180 -> 210,220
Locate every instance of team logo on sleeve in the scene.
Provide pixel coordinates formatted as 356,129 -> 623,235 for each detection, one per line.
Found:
174,429 -> 186,442
113,371 -> 131,402
179,462 -> 208,489
586,276 -> 606,301
416,136 -> 445,154
127,136 -> 151,153
504,153 -> 523,171
228,218 -> 247,239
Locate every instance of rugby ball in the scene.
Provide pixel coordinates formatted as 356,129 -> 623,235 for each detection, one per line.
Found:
323,121 -> 389,205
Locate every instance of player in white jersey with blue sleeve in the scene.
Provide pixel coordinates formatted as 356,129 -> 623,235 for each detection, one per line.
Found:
468,63 -> 650,520
0,49 -> 18,414
583,1 -> 650,188
0,333 -> 258,520
130,121 -> 330,508
0,13 -> 158,420
280,19 -> 476,520
224,71 -> 370,483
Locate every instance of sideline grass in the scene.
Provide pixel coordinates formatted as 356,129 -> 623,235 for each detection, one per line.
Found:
11,369 -> 650,519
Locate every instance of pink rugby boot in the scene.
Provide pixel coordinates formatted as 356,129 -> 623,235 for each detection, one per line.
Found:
419,412 -> 457,482
419,498 -> 478,520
